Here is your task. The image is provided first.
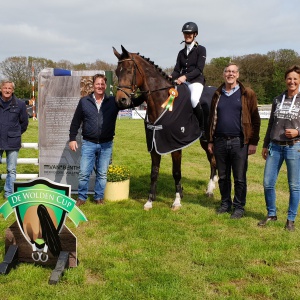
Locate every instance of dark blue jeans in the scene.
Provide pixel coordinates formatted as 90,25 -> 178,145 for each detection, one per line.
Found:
214,137 -> 248,210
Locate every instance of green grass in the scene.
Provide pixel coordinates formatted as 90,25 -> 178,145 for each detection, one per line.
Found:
0,119 -> 300,300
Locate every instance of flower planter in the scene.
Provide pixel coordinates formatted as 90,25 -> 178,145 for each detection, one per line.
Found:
104,179 -> 130,201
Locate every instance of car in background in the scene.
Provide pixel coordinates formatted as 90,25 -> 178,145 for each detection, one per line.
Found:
19,98 -> 36,118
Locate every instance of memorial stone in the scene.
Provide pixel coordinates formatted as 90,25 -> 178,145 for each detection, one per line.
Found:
38,68 -> 113,192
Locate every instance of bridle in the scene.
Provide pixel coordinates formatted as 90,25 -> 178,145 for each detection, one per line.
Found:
116,55 -> 173,98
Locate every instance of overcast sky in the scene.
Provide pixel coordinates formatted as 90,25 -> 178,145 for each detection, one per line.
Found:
1,0 -> 299,68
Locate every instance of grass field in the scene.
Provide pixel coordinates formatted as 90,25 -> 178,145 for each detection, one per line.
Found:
0,119 -> 299,300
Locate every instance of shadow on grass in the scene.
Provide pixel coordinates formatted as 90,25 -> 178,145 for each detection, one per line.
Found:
129,173 -> 220,209
129,173 -> 267,221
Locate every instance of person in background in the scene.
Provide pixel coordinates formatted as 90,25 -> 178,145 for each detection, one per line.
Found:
69,74 -> 145,207
258,65 -> 300,231
170,21 -> 206,138
207,63 -> 261,219
0,80 -> 29,198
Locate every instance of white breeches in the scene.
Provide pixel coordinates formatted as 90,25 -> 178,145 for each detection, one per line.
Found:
185,82 -> 204,108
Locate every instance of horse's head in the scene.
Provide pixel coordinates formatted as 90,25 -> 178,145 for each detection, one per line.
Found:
113,45 -> 144,109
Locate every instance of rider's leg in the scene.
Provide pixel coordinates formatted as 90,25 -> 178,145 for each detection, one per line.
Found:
188,82 -> 205,137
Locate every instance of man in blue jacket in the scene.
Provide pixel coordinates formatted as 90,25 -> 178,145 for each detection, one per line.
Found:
0,80 -> 29,198
69,74 -> 145,206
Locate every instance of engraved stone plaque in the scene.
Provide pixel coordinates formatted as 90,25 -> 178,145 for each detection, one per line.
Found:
38,68 -> 113,193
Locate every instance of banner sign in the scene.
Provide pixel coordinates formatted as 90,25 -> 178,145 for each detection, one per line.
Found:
0,177 -> 87,265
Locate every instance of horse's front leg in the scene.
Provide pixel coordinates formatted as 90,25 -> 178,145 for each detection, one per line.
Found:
144,151 -> 161,211
171,150 -> 183,210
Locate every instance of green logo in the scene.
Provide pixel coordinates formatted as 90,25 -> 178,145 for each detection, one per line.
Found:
0,178 -> 87,262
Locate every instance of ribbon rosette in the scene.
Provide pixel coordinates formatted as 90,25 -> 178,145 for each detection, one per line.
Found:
161,88 -> 178,111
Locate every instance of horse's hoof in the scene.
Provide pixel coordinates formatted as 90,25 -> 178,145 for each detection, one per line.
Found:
171,204 -> 181,211
205,192 -> 214,198
144,201 -> 152,211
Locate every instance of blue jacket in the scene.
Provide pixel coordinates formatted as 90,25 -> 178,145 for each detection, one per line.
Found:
69,93 -> 144,143
0,93 -> 29,150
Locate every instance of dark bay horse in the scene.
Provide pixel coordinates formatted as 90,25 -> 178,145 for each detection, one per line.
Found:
113,46 -> 217,210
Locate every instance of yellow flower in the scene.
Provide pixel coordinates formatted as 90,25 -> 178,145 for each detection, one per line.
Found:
106,165 -> 130,182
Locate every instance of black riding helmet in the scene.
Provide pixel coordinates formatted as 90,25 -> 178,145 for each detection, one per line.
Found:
182,22 -> 198,35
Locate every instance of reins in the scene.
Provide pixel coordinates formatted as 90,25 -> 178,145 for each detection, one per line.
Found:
116,56 -> 173,97
116,55 -> 174,121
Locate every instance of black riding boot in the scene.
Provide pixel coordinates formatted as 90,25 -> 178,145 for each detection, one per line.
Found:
193,102 -> 205,139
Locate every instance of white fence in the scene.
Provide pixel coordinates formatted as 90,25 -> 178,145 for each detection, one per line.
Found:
121,109 -> 271,120
0,143 -> 39,180
258,104 -> 271,119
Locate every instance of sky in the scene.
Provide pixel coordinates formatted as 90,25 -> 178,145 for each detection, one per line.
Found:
1,0 -> 299,69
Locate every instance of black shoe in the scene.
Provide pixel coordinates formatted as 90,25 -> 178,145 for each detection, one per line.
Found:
230,209 -> 244,219
284,220 -> 295,231
217,206 -> 231,214
257,216 -> 277,227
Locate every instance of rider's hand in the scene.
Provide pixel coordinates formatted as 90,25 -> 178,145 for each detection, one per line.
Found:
176,75 -> 187,84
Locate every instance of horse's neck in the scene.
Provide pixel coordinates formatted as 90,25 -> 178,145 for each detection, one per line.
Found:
144,87 -> 170,124
146,91 -> 168,123
142,71 -> 171,124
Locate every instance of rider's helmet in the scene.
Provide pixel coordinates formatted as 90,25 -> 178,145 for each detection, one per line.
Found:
182,22 -> 198,35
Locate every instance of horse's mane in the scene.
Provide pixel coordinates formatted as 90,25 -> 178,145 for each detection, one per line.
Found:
137,53 -> 173,83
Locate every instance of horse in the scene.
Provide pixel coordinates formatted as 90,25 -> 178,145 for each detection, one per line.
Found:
113,45 -> 217,210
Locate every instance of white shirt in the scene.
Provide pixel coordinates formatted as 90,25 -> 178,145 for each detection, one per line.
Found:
93,93 -> 102,112
186,41 -> 195,55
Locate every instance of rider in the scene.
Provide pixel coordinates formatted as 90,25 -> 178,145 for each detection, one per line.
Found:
170,21 -> 206,138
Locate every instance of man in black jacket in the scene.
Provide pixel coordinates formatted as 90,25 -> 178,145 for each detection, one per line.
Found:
69,74 -> 144,206
0,80 -> 28,198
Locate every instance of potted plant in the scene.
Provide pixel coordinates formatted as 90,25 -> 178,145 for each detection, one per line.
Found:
104,165 -> 130,201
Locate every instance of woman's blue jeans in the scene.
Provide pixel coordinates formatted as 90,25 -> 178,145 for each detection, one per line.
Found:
78,140 -> 113,201
0,150 -> 19,198
263,142 -> 300,221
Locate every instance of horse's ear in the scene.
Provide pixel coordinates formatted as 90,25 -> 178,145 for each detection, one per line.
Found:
121,45 -> 130,57
113,47 -> 121,60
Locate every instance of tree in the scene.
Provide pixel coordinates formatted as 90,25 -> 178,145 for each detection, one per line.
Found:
73,63 -> 88,70
55,59 -> 74,70
1,49 -> 300,104
0,56 -> 31,98
204,57 -> 231,87
28,56 -> 55,82
0,56 -> 56,99
28,57 -> 56,101
234,54 -> 273,103
210,57 -> 231,69
266,49 -> 300,101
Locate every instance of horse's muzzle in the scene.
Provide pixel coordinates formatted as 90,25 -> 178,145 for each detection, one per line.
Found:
115,97 -> 131,109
